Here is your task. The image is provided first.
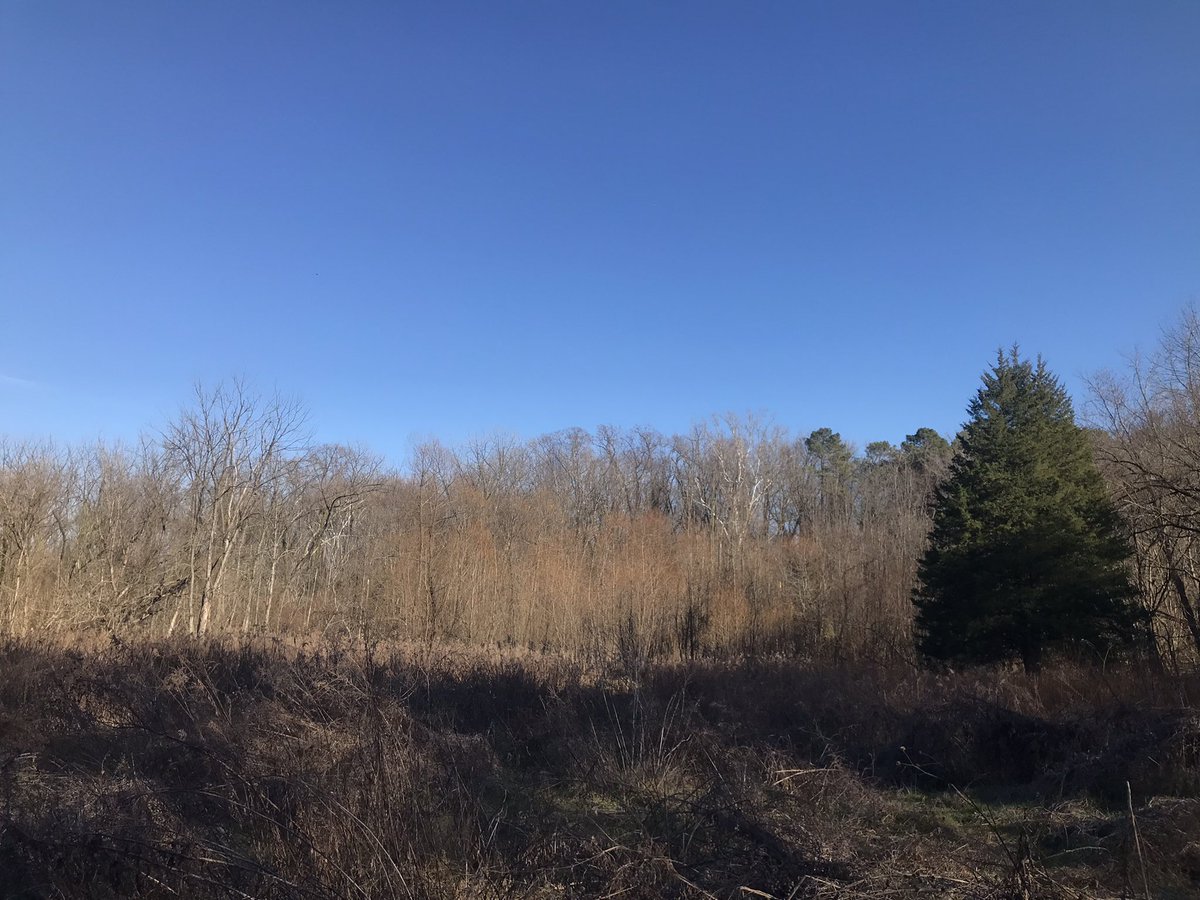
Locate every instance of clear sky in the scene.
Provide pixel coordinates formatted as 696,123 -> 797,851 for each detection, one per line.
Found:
2,2 -> 1198,461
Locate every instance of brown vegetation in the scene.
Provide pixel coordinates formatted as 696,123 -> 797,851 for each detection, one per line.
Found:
6,315 -> 1200,896
0,397 -> 942,665
1,637 -> 1198,898
1093,308 -> 1200,667
6,311 -> 1200,670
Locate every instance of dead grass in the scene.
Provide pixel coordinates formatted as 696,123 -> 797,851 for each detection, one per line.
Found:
0,638 -> 1197,898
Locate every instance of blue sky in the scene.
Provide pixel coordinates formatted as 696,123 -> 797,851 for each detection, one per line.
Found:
2,2 -> 1198,461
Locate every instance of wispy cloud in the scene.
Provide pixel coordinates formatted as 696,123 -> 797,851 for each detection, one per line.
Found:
0,374 -> 45,390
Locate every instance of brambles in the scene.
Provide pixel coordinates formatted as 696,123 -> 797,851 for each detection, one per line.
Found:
0,637 -> 1197,898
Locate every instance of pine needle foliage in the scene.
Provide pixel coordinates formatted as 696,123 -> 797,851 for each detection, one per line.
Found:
914,349 -> 1144,672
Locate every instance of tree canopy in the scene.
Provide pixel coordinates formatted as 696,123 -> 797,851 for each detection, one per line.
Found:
913,349 -> 1144,672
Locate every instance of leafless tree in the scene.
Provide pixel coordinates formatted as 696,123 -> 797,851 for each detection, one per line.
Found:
1091,308 -> 1200,662
161,380 -> 308,635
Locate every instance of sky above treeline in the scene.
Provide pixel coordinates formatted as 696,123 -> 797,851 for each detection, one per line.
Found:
2,2 -> 1198,461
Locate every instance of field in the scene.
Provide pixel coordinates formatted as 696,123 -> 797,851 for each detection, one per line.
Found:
1,638 -> 1198,899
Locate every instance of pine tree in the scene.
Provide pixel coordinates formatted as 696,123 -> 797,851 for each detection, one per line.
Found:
913,349 -> 1144,672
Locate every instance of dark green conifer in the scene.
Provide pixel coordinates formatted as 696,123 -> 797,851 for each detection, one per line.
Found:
914,349 -> 1144,672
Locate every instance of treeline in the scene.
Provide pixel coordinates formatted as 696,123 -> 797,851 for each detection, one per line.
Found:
0,392 -> 947,662
3,308 -> 1200,668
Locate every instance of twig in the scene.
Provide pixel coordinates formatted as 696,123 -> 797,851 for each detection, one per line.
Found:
1126,781 -> 1151,900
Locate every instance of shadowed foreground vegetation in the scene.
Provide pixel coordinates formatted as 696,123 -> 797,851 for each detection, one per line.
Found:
2,638 -> 1199,898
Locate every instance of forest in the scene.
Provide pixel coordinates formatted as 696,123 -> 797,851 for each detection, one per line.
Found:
3,312 -> 1200,898
3,313 -> 1200,672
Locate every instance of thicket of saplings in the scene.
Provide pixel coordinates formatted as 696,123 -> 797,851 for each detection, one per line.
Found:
1,404 -> 944,663
4,312 -> 1200,896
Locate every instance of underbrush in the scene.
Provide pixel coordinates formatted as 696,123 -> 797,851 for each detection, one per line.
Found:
0,638 -> 1197,898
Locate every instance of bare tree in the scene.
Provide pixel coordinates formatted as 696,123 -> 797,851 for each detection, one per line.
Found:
0,441 -> 66,629
161,380 -> 309,635
1091,309 -> 1200,662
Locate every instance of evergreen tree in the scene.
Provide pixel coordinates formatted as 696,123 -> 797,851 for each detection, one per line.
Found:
913,349 -> 1144,672
864,440 -> 898,465
805,427 -> 853,478
900,427 -> 951,474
